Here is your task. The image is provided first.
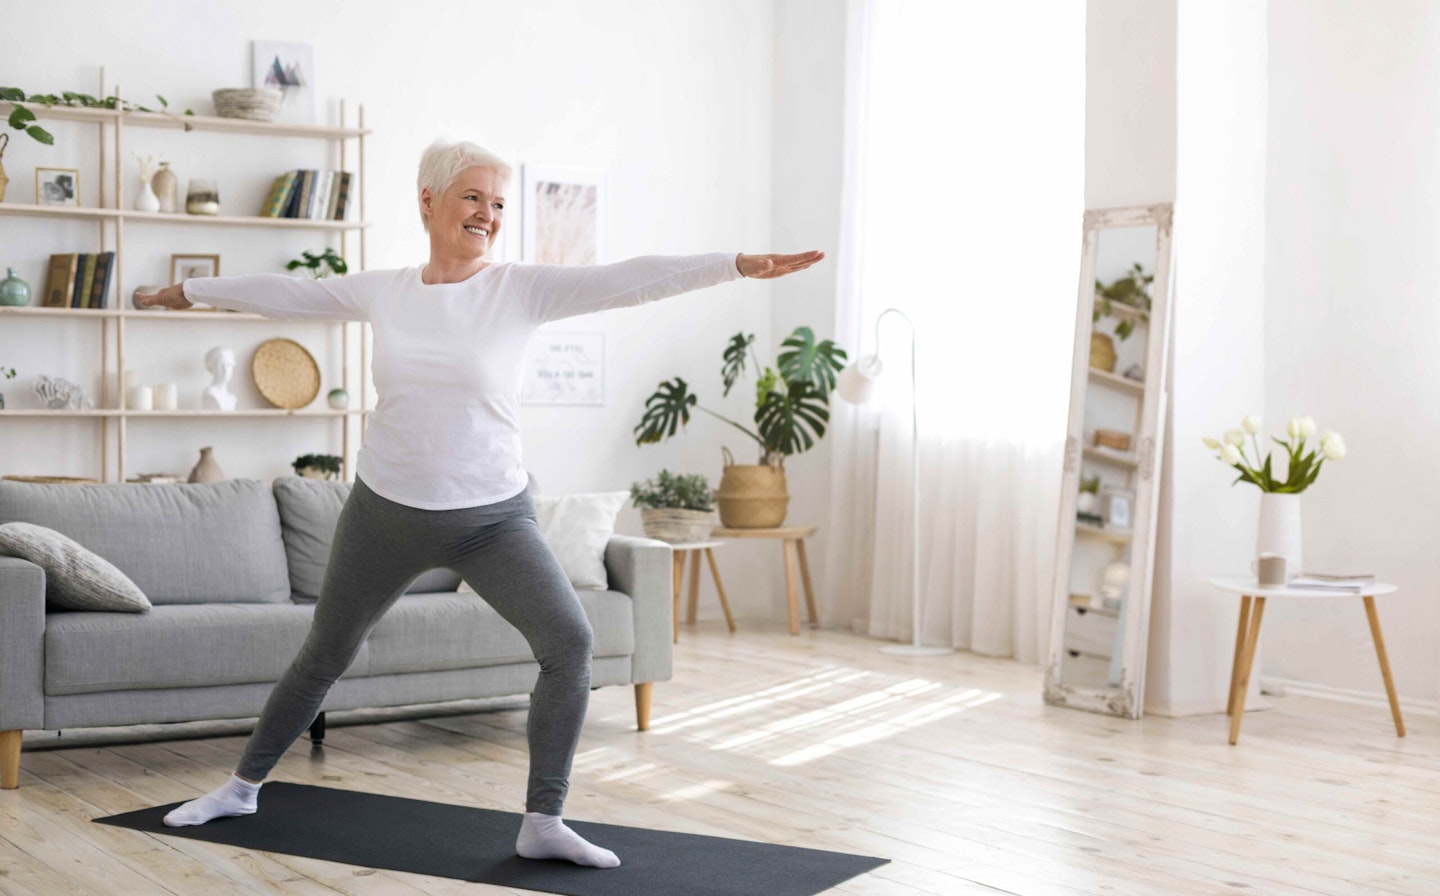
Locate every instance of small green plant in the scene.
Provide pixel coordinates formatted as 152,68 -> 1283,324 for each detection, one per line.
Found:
1079,473 -> 1101,494
286,248 -> 348,279
1093,262 -> 1154,340
292,453 -> 343,477
1,87 -> 194,145
630,469 -> 716,512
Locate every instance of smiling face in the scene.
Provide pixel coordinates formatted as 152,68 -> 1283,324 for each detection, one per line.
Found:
421,166 -> 506,265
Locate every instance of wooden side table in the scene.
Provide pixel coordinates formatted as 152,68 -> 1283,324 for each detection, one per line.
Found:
711,525 -> 818,635
1208,576 -> 1404,745
670,541 -> 734,642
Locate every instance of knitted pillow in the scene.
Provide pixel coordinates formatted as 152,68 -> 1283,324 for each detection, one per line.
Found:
0,522 -> 151,612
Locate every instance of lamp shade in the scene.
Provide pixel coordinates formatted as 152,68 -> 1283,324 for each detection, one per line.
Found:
836,354 -> 883,405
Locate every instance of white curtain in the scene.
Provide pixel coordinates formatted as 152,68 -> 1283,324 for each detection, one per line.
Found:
825,0 -> 1085,663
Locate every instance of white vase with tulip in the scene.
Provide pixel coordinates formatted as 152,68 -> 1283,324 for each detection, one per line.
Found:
1204,414 -> 1347,583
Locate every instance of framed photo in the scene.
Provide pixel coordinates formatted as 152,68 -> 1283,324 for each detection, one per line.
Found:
521,331 -> 604,406
170,254 -> 220,308
522,164 -> 605,265
1101,488 -> 1134,530
252,40 -> 315,124
36,167 -> 79,207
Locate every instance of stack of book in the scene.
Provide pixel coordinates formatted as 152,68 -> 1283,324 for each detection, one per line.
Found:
43,252 -> 116,309
259,170 -> 354,221
1288,573 -> 1375,592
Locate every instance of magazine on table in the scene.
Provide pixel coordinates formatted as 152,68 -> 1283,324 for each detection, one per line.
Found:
1289,572 -> 1375,592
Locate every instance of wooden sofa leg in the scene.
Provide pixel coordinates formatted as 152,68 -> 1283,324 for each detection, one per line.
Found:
308,712 -> 326,744
634,683 -> 653,731
1,730 -> 21,789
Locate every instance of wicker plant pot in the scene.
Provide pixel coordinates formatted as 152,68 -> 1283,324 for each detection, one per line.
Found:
1089,332 -> 1117,372
639,507 -> 715,544
716,446 -> 789,528
211,88 -> 283,122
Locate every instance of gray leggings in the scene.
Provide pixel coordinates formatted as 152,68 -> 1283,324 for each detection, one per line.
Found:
236,477 -> 593,815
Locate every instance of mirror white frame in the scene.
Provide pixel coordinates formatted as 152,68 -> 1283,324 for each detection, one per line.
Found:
1043,203 -> 1174,719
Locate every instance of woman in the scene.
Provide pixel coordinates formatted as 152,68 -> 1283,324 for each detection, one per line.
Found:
141,140 -> 823,868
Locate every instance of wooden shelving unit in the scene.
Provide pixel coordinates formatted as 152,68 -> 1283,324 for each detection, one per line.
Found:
0,92 -> 371,483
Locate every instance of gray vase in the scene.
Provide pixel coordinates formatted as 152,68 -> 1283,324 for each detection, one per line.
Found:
187,446 -> 224,483
0,267 -> 29,306
152,161 -> 179,213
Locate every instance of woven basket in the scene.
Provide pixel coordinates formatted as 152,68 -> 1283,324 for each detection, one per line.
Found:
252,338 -> 320,409
1089,332 -> 1117,372
640,508 -> 715,544
211,88 -> 283,122
2,475 -> 99,485
716,447 -> 789,528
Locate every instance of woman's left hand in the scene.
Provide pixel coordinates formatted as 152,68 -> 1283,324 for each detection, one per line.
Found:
736,250 -> 825,279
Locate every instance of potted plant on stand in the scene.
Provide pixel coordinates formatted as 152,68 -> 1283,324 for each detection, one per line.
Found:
1204,414 -> 1347,579
630,470 -> 716,544
1090,262 -> 1153,374
633,326 -> 847,528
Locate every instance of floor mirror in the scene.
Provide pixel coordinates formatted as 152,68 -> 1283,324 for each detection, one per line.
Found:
1043,203 -> 1174,719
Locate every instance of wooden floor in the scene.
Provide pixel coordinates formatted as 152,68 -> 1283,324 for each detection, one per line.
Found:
2,624 -> 1438,896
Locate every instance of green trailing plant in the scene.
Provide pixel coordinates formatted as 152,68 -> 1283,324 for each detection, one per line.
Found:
292,453 -> 343,477
1,87 -> 195,145
633,326 -> 848,468
630,469 -> 716,512
1093,262 -> 1154,340
286,248 -> 348,279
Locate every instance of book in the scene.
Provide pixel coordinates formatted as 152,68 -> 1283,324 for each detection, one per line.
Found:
76,254 -> 99,308
293,169 -> 316,219
1289,573 -> 1375,592
88,252 -> 115,309
330,171 -> 353,220
44,253 -> 78,308
259,171 -> 299,218
311,169 -> 334,219
70,254 -> 91,308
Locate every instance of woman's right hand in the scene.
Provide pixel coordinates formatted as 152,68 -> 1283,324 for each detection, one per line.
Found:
136,284 -> 193,310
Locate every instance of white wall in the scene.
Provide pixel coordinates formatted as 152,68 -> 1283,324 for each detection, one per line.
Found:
1263,0 -> 1440,706
1154,0 -> 1269,716
0,0 -> 798,621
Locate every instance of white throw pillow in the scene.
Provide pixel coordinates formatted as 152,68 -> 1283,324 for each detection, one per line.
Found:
0,521 -> 151,612
460,491 -> 628,592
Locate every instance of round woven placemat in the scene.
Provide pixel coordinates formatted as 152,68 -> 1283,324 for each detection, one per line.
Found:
252,338 -> 320,409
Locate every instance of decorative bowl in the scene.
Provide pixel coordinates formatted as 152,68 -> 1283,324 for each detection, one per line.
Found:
211,88 -> 283,122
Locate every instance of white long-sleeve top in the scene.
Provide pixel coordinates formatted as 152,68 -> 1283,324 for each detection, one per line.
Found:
184,253 -> 742,509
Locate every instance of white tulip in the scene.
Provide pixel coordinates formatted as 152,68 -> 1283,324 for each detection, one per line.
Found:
1220,443 -> 1242,464
1286,417 -> 1302,440
1202,436 -> 1221,450
1321,431 -> 1347,460
1242,415 -> 1261,435
1299,416 -> 1317,439
1224,430 -> 1245,447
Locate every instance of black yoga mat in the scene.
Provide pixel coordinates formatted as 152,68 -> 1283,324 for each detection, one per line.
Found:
97,782 -> 888,896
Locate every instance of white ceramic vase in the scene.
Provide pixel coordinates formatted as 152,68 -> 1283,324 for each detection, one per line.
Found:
135,179 -> 160,212
1256,492 -> 1302,581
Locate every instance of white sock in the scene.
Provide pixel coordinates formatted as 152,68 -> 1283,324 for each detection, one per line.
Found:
163,774 -> 261,827
516,812 -> 620,868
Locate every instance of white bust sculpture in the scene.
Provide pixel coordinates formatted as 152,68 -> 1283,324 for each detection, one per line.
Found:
201,346 -> 237,411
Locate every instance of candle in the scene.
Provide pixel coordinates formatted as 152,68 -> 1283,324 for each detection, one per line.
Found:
155,382 -> 178,411
122,369 -> 138,408
130,385 -> 153,411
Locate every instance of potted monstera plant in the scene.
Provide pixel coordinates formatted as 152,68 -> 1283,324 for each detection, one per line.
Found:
633,326 -> 847,528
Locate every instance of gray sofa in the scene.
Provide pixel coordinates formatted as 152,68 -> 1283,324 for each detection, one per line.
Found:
0,478 -> 672,790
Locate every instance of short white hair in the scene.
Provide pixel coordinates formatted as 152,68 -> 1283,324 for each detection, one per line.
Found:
416,140 -> 513,231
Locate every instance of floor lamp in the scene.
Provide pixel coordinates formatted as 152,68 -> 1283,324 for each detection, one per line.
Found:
836,308 -> 953,657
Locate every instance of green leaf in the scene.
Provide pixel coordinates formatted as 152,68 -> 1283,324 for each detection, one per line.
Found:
777,326 -> 847,397
756,379 -> 830,456
633,378 -> 698,445
721,333 -> 754,397
1261,454 -> 1274,491
8,105 -> 35,127
26,125 -> 52,145
0,87 -> 24,102
156,94 -> 168,108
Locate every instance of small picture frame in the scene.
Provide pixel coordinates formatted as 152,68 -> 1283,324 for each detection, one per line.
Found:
1101,488 -> 1134,530
170,254 -> 220,309
36,167 -> 80,207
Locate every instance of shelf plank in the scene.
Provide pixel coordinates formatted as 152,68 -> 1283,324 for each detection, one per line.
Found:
0,409 -> 120,417
1087,367 -> 1145,395
1083,446 -> 1139,468
0,306 -> 341,321
1093,295 -> 1148,322
121,209 -> 367,230
0,203 -> 121,221
1075,522 -> 1133,545
0,102 -> 369,139
0,408 -> 369,418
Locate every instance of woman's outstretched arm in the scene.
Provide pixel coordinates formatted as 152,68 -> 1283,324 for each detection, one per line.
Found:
136,271 -> 375,321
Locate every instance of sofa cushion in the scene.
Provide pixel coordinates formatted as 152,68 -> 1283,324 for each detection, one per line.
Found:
361,589 -> 636,676
530,492 -> 629,590
0,479 -> 291,605
0,522 -> 151,612
44,603 -> 355,696
272,477 -> 461,600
